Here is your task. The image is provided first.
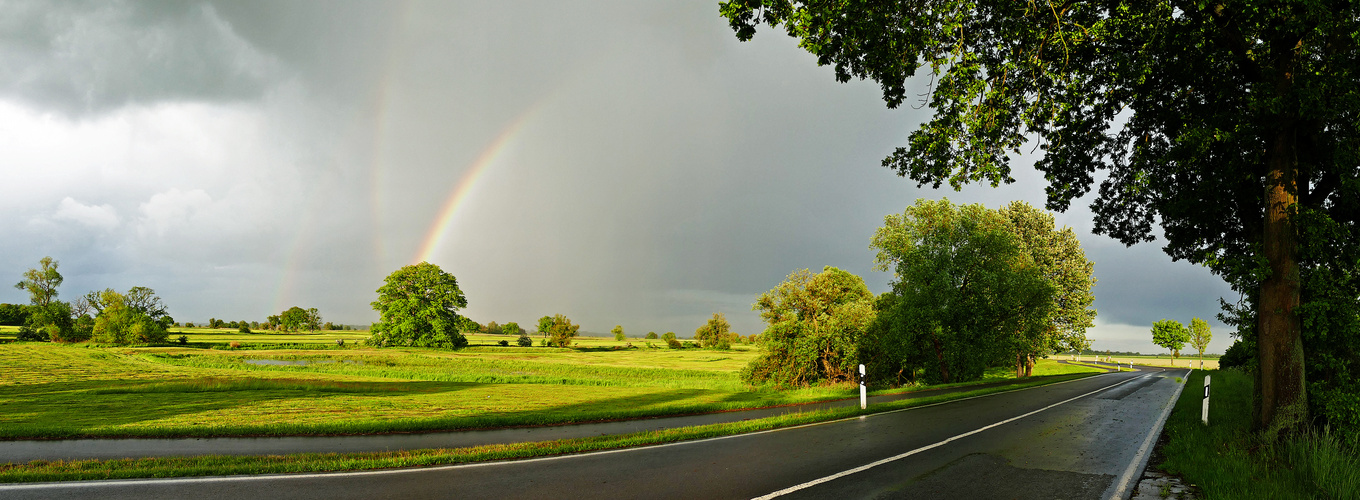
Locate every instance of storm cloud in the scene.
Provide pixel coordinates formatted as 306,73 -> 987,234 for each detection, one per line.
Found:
0,0 -> 1237,354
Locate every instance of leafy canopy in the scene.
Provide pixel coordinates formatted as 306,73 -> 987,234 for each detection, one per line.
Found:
370,262 -> 469,349
1152,319 -> 1192,361
864,199 -> 1054,384
745,266 -> 874,386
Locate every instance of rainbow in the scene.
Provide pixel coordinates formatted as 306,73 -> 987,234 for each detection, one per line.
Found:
412,109 -> 537,265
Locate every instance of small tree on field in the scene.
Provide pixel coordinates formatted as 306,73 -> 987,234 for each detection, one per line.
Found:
646,331 -> 658,339
745,266 -> 874,385
1189,317 -> 1213,370
486,321 -> 502,335
517,332 -> 533,347
612,325 -> 625,341
694,313 -> 733,350
665,337 -> 683,349
662,332 -> 676,342
369,262 -> 469,348
543,314 -> 580,347
1151,319 -> 1191,366
503,322 -> 521,337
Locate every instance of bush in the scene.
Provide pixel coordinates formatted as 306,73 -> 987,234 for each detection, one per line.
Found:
228,341 -> 241,349
238,325 -> 251,334
498,340 -> 509,347
666,338 -> 682,349
16,326 -> 49,342
1220,339 -> 1256,372
517,334 -> 533,347
177,335 -> 188,344
645,332 -> 658,339
694,313 -> 733,350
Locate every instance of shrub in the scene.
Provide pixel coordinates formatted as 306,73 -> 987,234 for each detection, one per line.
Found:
238,325 -> 251,334
498,340 -> 510,347
694,313 -> 733,350
229,341 -> 241,349
177,335 -> 188,345
666,338 -> 682,349
517,334 -> 533,347
646,332 -> 658,339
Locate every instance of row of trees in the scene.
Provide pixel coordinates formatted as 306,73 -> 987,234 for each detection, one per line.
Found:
1151,318 -> 1214,368
744,200 -> 1097,387
11,257 -> 172,344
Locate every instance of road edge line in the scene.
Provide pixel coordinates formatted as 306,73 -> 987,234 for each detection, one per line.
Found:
751,374 -> 1149,500
1104,369 -> 1190,500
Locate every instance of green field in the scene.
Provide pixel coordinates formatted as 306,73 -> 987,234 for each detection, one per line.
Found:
0,333 -> 1101,440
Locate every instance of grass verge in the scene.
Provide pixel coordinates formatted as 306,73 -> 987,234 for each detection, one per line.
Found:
1157,369 -> 1360,499
0,373 -> 1098,483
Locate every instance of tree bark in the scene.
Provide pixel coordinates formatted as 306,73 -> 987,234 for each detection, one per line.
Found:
1256,124 -> 1308,438
931,331 -> 950,384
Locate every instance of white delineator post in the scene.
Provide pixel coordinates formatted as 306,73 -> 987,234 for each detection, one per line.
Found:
859,364 -> 867,410
1202,375 -> 1211,425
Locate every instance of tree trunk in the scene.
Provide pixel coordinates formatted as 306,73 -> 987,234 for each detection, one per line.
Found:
1016,351 -> 1025,378
931,331 -> 950,384
1025,355 -> 1034,377
1256,124 -> 1308,439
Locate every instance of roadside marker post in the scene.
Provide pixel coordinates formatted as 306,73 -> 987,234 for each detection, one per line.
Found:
859,364 -> 867,410
1202,375 -> 1210,425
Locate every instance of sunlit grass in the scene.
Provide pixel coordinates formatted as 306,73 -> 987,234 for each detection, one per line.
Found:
0,372 -> 1096,483
1158,369 -> 1359,499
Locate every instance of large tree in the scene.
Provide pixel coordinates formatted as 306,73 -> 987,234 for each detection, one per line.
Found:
866,199 -> 1054,384
14,256 -> 71,341
720,0 -> 1360,437
998,202 -> 1097,377
369,262 -> 469,348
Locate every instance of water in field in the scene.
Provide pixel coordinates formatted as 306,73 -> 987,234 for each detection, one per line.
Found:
245,359 -> 364,366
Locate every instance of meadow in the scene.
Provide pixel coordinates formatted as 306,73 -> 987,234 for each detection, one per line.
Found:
1158,369 -> 1359,499
0,328 -> 1101,440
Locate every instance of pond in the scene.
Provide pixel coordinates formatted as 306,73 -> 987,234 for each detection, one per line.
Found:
244,359 -> 364,366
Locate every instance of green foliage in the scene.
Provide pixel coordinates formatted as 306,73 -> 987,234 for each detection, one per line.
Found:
503,322 -> 521,336
645,331 -> 658,339
14,256 -> 62,310
516,333 -> 533,347
612,325 -> 625,341
694,313 -> 734,350
90,289 -> 168,344
720,0 -> 1360,436
665,337 -> 682,349
238,325 -> 251,334
1190,317 -> 1213,363
536,316 -> 554,334
543,314 -> 580,347
1152,319 -> 1191,363
454,315 -> 480,334
277,307 -> 321,333
997,201 -> 1097,375
369,262 -> 469,349
0,303 -> 31,326
862,199 -> 1054,385
486,321 -> 501,335
744,267 -> 873,386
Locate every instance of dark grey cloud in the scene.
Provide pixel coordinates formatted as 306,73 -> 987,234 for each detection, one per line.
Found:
0,0 -> 282,116
0,0 -> 1239,355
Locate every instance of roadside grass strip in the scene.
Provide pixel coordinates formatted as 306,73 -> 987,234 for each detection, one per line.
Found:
0,373 -> 1099,483
1158,369 -> 1360,499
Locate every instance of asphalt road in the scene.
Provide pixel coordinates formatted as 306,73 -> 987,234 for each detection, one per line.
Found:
3,367 -> 1189,500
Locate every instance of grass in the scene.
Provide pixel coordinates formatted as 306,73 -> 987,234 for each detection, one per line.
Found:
0,342 -> 1101,440
0,371 -> 1098,483
1099,354 -> 1219,370
1156,369 -> 1360,499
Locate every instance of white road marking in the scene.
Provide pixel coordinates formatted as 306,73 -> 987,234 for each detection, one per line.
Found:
751,374 -> 1151,500
0,372 -> 1120,492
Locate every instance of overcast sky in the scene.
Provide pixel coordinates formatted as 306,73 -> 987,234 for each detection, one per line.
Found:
0,0 -> 1239,354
